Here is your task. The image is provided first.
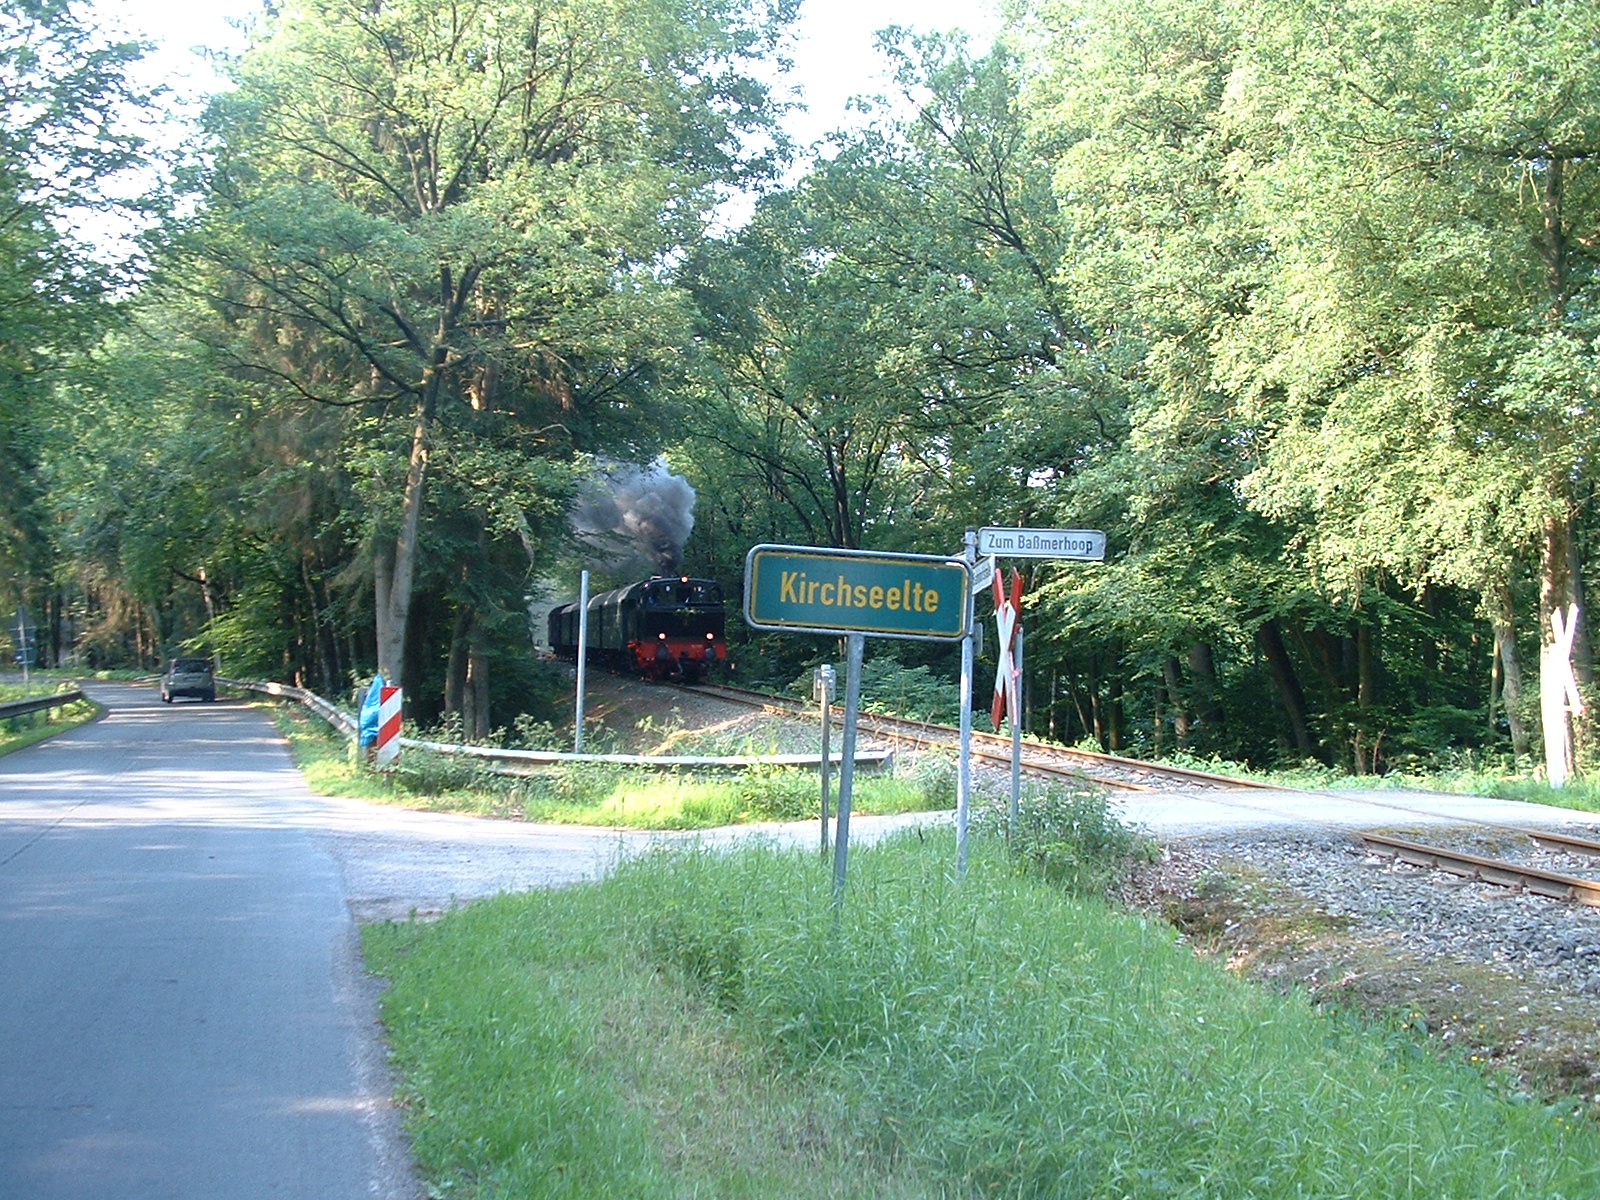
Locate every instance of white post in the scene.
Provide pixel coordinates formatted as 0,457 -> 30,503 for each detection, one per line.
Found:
574,570 -> 590,754
957,529 -> 976,876
832,633 -> 866,899
1010,624 -> 1023,838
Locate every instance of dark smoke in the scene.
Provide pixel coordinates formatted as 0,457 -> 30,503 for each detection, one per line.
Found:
570,458 -> 697,575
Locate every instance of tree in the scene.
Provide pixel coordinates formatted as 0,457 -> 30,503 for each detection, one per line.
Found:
1009,0 -> 1600,771
0,0 -> 153,632
679,34 -> 1106,553
1208,0 -> 1600,780
180,0 -> 795,717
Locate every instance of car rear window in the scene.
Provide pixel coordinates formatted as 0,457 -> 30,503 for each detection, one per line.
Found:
173,659 -> 212,673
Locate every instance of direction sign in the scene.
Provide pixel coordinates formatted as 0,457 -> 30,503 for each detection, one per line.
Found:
744,544 -> 971,641
977,527 -> 1107,561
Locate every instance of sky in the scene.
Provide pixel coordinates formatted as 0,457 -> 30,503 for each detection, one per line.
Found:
104,0 -> 1004,148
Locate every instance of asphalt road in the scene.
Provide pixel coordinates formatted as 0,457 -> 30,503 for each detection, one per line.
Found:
0,683 -> 423,1199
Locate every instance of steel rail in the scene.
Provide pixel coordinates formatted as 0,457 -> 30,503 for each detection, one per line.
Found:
0,689 -> 87,721
685,682 -> 1271,793
1527,829 -> 1600,858
1359,831 -> 1600,907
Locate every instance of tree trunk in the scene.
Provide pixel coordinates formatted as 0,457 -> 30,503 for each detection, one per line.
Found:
1256,618 -> 1320,762
1539,510 -> 1579,786
1488,582 -> 1531,759
1535,156 -> 1584,784
445,605 -> 471,722
375,396 -> 434,688
1162,655 -> 1190,749
1353,621 -> 1376,774
1187,641 -> 1225,733
467,638 -> 491,740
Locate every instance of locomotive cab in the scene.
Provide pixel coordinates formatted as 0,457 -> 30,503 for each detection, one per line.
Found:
631,577 -> 725,680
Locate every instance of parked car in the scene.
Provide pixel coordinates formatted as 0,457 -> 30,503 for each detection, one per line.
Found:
160,657 -> 216,703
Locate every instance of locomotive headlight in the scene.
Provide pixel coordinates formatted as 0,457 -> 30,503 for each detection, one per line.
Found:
706,632 -> 715,640
658,632 -> 667,639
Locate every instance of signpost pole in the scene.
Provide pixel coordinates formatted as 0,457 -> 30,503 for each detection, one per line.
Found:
16,607 -> 28,693
1010,624 -> 1023,840
831,633 -> 865,900
574,570 -> 589,754
957,529 -> 976,876
815,664 -> 835,857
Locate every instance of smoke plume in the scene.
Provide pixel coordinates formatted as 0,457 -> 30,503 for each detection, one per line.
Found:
570,458 -> 697,575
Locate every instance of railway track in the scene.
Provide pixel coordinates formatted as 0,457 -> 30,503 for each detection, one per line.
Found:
683,681 -> 1600,909
1360,829 -> 1600,908
684,682 -> 1283,793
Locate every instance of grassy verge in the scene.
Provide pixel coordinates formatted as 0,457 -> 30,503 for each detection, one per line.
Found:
366,833 -> 1600,1200
269,700 -> 950,829
0,682 -> 99,756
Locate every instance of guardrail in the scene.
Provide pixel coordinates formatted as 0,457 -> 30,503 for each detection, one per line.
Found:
222,678 -> 891,774
0,689 -> 87,722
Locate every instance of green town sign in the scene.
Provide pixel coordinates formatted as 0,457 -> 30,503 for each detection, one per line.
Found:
743,545 -> 971,641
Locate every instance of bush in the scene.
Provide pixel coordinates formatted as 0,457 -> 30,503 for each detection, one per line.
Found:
974,779 -> 1155,897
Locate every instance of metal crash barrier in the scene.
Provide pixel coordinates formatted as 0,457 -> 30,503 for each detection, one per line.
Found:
221,678 -> 891,776
0,689 -> 86,722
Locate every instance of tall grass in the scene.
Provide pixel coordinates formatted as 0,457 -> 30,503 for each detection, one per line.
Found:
366,834 -> 1600,1199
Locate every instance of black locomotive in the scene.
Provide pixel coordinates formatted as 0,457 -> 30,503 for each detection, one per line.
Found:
547,575 -> 727,681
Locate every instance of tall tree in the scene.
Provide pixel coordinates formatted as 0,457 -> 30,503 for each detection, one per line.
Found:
678,34 -> 1103,557
1209,0 -> 1600,780
0,0 -> 152,626
183,0 -> 794,709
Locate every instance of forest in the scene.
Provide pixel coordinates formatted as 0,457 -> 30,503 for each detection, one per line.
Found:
3,0 -> 1599,779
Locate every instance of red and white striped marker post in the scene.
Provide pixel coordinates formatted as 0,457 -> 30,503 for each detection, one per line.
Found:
375,685 -> 402,769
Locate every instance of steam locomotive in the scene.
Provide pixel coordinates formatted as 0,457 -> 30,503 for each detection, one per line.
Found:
547,575 -> 727,681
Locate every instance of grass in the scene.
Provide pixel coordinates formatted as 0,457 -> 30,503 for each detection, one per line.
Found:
271,700 -> 952,829
365,833 -> 1600,1200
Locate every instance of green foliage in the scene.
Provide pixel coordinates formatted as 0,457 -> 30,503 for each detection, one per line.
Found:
975,778 -> 1156,896
783,654 -> 960,725
0,0 -> 156,604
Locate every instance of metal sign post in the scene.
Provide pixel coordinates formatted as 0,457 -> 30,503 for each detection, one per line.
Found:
1010,626 -> 1023,838
957,531 -> 977,875
744,543 -> 970,893
831,634 -> 865,901
814,663 -> 836,856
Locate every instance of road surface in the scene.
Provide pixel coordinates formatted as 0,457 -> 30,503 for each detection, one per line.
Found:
0,684 -> 429,1199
